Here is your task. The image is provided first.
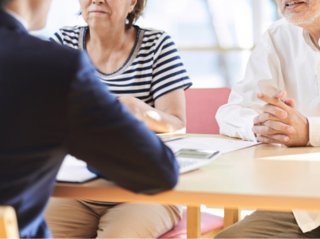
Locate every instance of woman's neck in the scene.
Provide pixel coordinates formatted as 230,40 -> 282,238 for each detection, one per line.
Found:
87,25 -> 128,53
86,25 -> 136,74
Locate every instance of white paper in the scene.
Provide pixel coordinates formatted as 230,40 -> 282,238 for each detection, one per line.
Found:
165,137 -> 257,174
166,137 -> 259,154
56,155 -> 97,183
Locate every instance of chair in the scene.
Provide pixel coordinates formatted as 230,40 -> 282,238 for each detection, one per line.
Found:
160,208 -> 223,238
160,88 -> 239,239
0,206 -> 19,239
186,87 -> 231,134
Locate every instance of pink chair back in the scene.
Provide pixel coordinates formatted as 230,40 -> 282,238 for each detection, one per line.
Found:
159,88 -> 231,239
186,88 -> 231,134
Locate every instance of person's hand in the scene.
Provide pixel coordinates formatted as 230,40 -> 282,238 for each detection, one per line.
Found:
118,95 -> 163,125
252,91 -> 309,146
118,95 -> 143,117
118,91 -> 186,133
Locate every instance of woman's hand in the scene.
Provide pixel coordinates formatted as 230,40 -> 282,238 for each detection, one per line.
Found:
118,95 -> 144,117
118,90 -> 186,133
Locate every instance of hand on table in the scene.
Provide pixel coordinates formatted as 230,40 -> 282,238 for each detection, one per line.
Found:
252,91 -> 309,146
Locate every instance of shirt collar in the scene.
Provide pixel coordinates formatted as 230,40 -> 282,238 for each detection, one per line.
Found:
5,9 -> 28,30
303,30 -> 320,51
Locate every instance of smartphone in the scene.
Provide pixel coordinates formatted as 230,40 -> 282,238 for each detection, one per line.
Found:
175,148 -> 219,159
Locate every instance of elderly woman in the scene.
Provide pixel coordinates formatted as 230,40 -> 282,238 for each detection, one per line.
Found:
46,0 -> 191,238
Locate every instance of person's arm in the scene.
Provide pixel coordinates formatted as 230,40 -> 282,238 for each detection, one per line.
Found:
118,89 -> 186,133
65,52 -> 179,194
131,31 -> 190,133
216,29 -> 285,141
308,117 -> 320,146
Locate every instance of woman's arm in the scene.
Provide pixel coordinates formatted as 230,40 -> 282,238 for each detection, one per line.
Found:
119,89 -> 186,133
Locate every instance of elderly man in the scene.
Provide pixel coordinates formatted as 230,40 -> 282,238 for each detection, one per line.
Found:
216,0 -> 320,238
0,0 -> 179,238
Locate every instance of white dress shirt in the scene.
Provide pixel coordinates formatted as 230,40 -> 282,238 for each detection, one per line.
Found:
216,18 -> 320,233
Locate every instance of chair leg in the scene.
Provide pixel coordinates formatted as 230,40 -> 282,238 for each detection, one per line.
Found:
187,206 -> 201,239
186,207 -> 239,238
0,206 -> 19,239
223,208 -> 239,228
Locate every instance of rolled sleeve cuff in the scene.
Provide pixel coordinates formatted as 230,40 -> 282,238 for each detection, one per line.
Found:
308,117 -> 320,146
240,126 -> 257,142
219,118 -> 257,142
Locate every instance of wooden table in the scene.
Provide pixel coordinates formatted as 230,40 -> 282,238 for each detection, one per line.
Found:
53,135 -> 320,237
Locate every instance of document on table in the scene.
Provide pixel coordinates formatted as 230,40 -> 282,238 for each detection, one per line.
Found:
56,155 -> 98,183
165,137 -> 259,154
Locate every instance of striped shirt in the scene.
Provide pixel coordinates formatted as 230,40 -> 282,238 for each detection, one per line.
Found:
51,25 -> 192,106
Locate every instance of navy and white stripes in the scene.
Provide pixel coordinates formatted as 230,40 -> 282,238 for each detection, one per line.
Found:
51,25 -> 191,106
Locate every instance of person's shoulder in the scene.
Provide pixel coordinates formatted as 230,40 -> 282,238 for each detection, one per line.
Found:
266,18 -> 302,37
138,25 -> 172,41
16,32 -> 76,54
252,18 -> 304,60
53,25 -> 86,46
57,25 -> 84,35
58,25 -> 85,35
137,25 -> 176,51
269,18 -> 289,28
20,34 -> 85,72
139,26 -> 165,35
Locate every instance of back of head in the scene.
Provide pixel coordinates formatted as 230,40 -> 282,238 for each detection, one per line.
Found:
0,0 -> 10,8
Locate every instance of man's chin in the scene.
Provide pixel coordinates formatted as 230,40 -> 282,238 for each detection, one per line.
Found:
286,12 -> 320,27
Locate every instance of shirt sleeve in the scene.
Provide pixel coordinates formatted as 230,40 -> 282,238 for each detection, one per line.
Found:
65,51 -> 179,194
151,32 -> 192,100
49,27 -> 81,49
49,30 -> 64,45
216,29 -> 285,141
308,117 -> 320,146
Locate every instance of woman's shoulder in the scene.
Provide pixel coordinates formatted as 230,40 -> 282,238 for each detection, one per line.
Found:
138,26 -> 165,34
137,25 -> 172,41
56,25 -> 86,36
53,26 -> 87,47
136,25 -> 176,52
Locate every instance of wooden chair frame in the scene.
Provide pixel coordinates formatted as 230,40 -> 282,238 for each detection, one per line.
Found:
0,206 -> 19,239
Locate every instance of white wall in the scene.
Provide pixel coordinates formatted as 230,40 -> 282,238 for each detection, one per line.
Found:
33,0 -> 82,38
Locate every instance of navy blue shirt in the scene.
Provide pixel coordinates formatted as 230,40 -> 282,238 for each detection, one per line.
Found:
0,11 -> 178,238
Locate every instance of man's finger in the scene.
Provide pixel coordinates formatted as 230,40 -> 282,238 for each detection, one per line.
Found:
284,98 -> 296,108
254,112 -> 282,125
263,104 -> 288,120
252,124 -> 277,136
264,120 -> 295,134
257,93 -> 291,111
257,134 -> 289,144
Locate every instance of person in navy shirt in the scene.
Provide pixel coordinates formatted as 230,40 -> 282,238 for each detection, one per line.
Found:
0,0 -> 179,238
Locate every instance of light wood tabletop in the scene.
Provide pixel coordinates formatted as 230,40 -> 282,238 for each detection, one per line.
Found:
53,134 -> 320,212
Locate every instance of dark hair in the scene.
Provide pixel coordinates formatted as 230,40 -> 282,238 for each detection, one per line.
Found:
0,0 -> 10,8
127,0 -> 146,27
